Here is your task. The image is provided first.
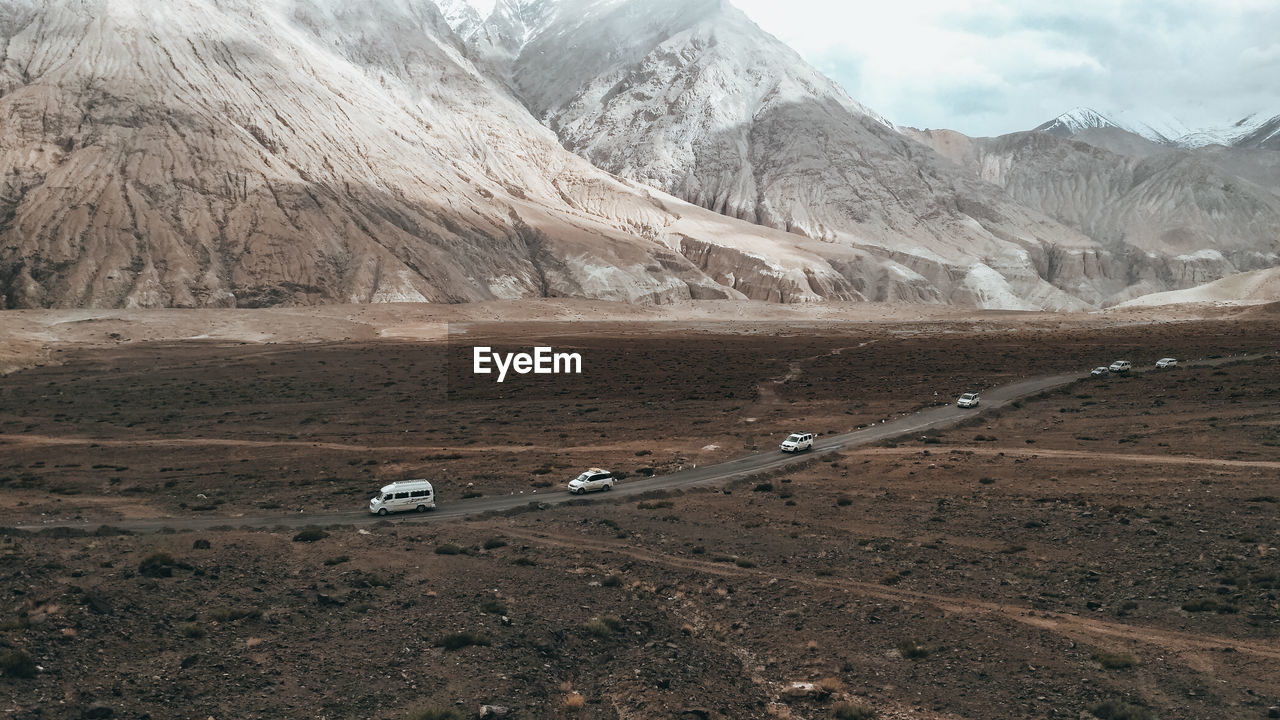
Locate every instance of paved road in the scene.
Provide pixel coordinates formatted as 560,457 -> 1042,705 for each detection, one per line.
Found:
7,355 -> 1259,534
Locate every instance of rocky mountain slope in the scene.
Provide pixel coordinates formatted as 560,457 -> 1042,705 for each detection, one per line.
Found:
479,0 -> 1130,310
1118,267 -> 1280,307
1,0 -> 1276,309
0,0 -> 928,308
910,129 -> 1280,303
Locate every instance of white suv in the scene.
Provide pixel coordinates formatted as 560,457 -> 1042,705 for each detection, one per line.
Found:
1155,357 -> 1177,368
568,468 -> 615,494
956,392 -> 980,408
780,433 -> 814,453
1108,360 -> 1132,373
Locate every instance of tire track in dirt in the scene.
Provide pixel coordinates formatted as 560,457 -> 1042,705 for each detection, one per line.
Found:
747,341 -> 876,416
496,526 -> 1280,663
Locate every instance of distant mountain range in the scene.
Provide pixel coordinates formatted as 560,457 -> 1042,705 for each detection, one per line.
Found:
0,0 -> 1276,310
1034,107 -> 1280,150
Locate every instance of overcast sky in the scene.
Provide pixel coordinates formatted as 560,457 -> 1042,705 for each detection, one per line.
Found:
466,0 -> 1280,137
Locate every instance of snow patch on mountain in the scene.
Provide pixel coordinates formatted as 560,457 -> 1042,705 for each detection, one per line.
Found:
1036,106 -> 1280,149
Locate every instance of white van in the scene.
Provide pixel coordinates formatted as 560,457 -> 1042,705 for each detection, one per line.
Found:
369,479 -> 436,515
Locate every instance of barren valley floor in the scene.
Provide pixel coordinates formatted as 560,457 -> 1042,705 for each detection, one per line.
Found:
1,304 -> 1278,719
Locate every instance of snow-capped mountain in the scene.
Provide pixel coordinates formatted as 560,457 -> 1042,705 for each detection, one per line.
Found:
1036,107 -> 1280,150
476,0 -> 1129,310
433,0 -> 484,38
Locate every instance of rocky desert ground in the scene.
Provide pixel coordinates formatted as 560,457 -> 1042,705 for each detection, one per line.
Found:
1,301 -> 1278,719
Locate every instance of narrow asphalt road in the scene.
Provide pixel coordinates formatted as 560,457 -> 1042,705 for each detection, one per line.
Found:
7,355 -> 1259,534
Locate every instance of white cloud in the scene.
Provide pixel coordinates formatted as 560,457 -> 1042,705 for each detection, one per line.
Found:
455,0 -> 1280,136
730,0 -> 1280,135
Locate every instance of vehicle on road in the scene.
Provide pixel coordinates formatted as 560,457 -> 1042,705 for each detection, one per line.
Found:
956,392 -> 980,408
1108,360 -> 1132,373
1090,366 -> 1109,377
568,468 -> 615,494
1155,357 -> 1178,368
369,479 -> 435,515
780,432 -> 814,452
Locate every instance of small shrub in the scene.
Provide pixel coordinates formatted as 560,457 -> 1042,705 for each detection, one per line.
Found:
979,476 -> 996,485
563,693 -> 586,710
753,482 -> 773,492
482,537 -> 508,550
210,607 -> 262,622
0,617 -> 29,631
1088,699 -> 1155,720
832,701 -> 876,719
179,623 -> 207,639
323,556 -> 350,566
513,556 -> 536,566
1181,598 -> 1236,614
346,571 -> 389,588
407,706 -> 466,720
0,648 -> 37,678
583,615 -> 624,637
734,558 -> 757,569
434,543 -> 465,555
601,575 -> 623,587
138,551 -> 176,577
292,529 -> 329,543
1093,651 -> 1138,669
434,632 -> 489,651
637,500 -> 673,510
815,676 -> 844,695
836,496 -> 853,507
479,598 -> 508,615
895,640 -> 929,659
461,490 -> 483,499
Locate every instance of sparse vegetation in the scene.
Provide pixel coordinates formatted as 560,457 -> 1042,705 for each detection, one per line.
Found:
0,648 -> 37,678
407,706 -> 466,720
434,543 -> 465,555
210,606 -> 262,622
832,701 -> 876,719
895,640 -> 929,659
563,692 -> 586,710
1088,699 -> 1156,720
138,551 -> 177,577
479,598 -> 507,615
583,615 -> 624,637
1181,598 -> 1237,614
434,632 -> 489,651
637,500 -> 673,510
1093,651 -> 1138,669
836,495 -> 853,506
179,623 -> 208,638
292,529 -> 329,542
815,676 -> 844,696
482,537 -> 508,549
323,555 -> 350,566
601,574 -> 623,587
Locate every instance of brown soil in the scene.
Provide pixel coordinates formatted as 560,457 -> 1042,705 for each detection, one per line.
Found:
1,310 -> 1278,719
